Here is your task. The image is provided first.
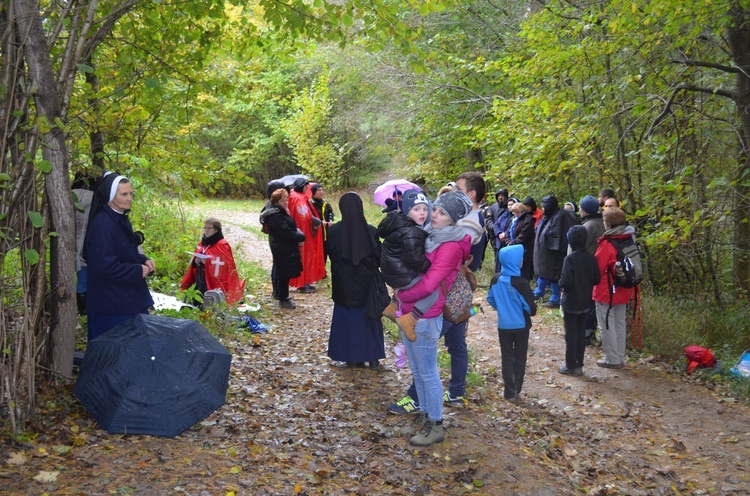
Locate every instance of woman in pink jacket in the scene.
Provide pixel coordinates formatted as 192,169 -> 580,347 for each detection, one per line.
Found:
592,207 -> 634,369
396,191 -> 472,448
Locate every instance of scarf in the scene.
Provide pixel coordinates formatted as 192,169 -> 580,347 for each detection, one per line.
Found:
339,192 -> 376,266
200,230 -> 224,249
423,225 -> 467,253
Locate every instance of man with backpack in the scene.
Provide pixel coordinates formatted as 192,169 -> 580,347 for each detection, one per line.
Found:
592,207 -> 642,368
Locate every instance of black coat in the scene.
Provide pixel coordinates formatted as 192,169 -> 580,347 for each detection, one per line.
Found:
328,223 -> 381,307
262,206 -> 305,280
86,206 -> 152,314
377,211 -> 430,288
507,211 -> 535,273
558,225 -> 601,313
533,208 -> 578,280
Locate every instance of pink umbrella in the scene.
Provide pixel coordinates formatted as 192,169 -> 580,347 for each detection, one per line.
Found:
373,179 -> 421,206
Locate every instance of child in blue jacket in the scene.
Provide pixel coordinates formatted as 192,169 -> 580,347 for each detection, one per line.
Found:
487,245 -> 537,401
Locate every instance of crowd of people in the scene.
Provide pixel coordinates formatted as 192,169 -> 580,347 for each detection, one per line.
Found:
77,168 -> 637,449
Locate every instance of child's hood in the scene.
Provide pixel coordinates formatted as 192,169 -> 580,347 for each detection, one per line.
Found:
567,224 -> 587,252
499,245 -> 524,277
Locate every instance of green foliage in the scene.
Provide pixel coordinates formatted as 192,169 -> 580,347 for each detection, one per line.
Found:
642,293 -> 750,360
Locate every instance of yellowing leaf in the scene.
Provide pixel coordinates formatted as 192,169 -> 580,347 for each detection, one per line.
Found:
294,484 -> 302,493
229,466 -> 241,474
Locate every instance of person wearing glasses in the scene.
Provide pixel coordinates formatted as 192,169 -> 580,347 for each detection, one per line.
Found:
180,217 -> 245,305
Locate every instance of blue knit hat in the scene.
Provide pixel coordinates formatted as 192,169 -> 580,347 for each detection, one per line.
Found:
579,195 -> 600,215
401,189 -> 429,217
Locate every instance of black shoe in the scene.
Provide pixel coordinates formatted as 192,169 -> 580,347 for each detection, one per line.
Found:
369,360 -> 381,369
558,365 -> 583,376
297,284 -> 315,294
279,298 -> 296,309
542,301 -> 560,309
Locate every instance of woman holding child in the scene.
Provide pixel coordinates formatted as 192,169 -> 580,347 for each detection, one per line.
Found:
395,191 -> 472,447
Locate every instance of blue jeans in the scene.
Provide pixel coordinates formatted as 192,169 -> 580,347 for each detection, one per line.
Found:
402,317 -> 443,422
406,318 -> 468,401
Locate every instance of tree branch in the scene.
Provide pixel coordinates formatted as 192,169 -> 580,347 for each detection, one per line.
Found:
672,56 -> 741,74
648,83 -> 736,137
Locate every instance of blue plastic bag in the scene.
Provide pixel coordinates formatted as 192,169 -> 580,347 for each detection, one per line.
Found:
730,350 -> 750,379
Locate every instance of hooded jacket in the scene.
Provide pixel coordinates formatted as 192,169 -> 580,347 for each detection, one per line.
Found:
377,211 -> 431,288
487,245 -> 537,331
592,226 -> 635,305
533,195 -> 579,280
558,225 -> 601,314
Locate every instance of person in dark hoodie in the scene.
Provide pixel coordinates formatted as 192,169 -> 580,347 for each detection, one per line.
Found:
487,244 -> 537,402
557,225 -> 601,376
260,179 -> 287,300
378,189 -> 436,340
532,195 -> 578,308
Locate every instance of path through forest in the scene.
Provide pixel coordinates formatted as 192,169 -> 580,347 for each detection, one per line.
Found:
3,203 -> 750,495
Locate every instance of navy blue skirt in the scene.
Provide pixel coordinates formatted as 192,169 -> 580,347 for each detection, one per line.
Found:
327,304 -> 386,363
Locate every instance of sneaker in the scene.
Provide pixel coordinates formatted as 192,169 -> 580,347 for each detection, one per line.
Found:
409,420 -> 445,446
388,395 -> 420,415
596,358 -> 624,369
297,284 -> 315,294
443,391 -> 466,407
558,365 -> 583,376
279,298 -> 296,309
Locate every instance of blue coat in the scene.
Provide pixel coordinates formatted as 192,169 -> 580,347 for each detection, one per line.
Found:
487,245 -> 537,331
86,206 -> 153,314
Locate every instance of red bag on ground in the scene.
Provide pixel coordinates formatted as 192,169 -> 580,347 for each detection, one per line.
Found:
684,345 -> 717,374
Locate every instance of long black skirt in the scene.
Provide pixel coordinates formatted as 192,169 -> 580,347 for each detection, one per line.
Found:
327,304 -> 386,363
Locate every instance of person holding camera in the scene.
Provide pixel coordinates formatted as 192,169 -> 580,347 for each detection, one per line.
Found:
85,172 -> 154,341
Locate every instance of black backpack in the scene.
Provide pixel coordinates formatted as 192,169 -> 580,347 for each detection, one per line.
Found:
608,236 -> 644,289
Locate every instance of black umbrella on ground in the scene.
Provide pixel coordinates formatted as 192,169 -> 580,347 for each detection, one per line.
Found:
74,314 -> 231,438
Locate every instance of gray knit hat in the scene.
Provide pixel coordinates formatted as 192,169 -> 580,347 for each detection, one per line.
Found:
433,191 -> 472,225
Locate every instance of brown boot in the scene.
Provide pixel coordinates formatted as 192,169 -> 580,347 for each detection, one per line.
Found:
382,301 -> 398,323
397,312 -> 419,342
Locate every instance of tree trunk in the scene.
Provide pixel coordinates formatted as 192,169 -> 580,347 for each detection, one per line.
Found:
14,0 -> 77,381
728,6 -> 750,296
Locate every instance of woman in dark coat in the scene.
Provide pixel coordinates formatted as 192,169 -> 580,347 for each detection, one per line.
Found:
85,173 -> 154,341
260,188 -> 305,309
506,202 -> 535,281
327,192 -> 386,368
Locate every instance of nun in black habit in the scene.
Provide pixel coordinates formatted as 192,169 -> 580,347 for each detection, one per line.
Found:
326,192 -> 386,368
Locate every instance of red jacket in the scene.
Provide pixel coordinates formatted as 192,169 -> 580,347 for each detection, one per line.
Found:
592,232 -> 634,305
181,239 -> 245,304
398,235 -> 471,318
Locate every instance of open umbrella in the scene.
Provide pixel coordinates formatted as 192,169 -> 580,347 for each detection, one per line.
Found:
278,174 -> 310,187
373,179 -> 420,206
74,314 -> 231,438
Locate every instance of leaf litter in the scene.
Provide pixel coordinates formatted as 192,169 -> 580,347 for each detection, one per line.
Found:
3,207 -> 750,494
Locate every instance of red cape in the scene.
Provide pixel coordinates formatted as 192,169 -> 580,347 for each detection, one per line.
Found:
288,190 -> 326,287
180,238 -> 245,304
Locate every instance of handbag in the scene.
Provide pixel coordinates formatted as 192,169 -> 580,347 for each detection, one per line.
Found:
365,258 -> 391,319
441,257 -> 477,324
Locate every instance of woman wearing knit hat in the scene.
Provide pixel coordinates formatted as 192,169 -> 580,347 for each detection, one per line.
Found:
395,191 -> 473,447
85,172 -> 154,341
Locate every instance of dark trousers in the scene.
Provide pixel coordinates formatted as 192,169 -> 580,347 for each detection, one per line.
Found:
563,311 -> 588,369
586,300 -> 598,333
497,329 -> 529,399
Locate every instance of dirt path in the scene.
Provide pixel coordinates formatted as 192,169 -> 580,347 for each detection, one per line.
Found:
4,204 -> 749,495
